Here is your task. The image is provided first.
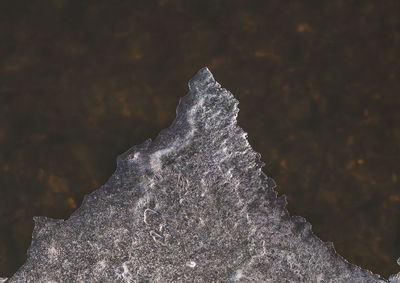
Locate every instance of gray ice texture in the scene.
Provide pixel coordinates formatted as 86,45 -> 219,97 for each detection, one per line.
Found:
3,67 -> 400,282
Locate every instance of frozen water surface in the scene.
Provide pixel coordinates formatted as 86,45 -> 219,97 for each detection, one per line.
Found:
4,68 -> 400,282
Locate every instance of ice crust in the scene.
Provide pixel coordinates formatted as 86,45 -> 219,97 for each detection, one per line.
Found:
5,67 -> 400,282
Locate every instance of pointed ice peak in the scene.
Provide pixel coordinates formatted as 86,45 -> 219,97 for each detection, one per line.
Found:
188,67 -> 220,93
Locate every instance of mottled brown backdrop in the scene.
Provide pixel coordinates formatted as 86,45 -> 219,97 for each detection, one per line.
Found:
0,0 -> 399,278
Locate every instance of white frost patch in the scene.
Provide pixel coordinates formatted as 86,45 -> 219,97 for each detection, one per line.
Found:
150,148 -> 171,173
143,208 -> 158,225
95,260 -> 106,272
47,244 -> 58,260
233,269 -> 243,280
185,261 -> 196,268
150,96 -> 205,173
115,262 -> 132,281
226,169 -> 233,179
316,273 -> 324,283
127,152 -> 140,164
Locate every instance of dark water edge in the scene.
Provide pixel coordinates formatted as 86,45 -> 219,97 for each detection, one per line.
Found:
0,0 -> 399,278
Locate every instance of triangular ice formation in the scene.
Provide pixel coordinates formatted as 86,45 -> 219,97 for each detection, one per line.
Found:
5,67 -> 399,282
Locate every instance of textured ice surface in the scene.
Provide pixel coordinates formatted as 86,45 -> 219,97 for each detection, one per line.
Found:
5,67 -> 400,282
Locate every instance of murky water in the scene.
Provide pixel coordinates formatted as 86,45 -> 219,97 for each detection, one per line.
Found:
0,0 -> 399,278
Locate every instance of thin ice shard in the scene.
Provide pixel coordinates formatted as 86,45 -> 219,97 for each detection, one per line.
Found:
4,67 -> 400,282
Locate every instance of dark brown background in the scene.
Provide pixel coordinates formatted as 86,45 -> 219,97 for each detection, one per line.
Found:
0,0 -> 399,278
